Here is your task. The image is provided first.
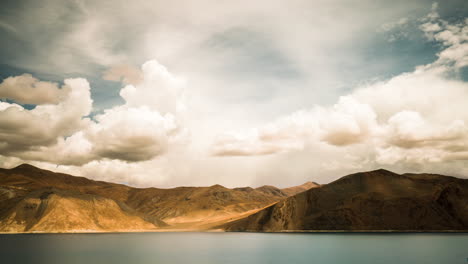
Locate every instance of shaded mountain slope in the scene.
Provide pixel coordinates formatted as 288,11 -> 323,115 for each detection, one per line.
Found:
224,169 -> 468,231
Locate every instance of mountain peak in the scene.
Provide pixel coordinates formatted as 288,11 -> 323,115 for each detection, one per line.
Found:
300,181 -> 320,187
281,181 -> 320,196
13,163 -> 41,171
369,168 -> 395,174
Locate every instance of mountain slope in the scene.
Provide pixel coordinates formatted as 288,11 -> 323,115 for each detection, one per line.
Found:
0,188 -> 158,232
125,184 -> 285,227
0,164 -> 315,232
224,169 -> 468,231
281,181 -> 320,196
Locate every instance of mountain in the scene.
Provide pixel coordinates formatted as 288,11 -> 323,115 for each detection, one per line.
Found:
0,189 -> 156,232
0,164 -> 163,232
254,185 -> 288,197
0,164 -> 315,232
223,169 -> 468,232
125,184 -> 285,228
7,164 -> 465,233
281,181 -> 320,196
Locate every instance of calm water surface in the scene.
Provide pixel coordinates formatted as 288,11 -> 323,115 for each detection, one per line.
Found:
0,233 -> 467,264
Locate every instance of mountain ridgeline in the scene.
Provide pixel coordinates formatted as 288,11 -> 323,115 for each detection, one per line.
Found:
0,164 -> 316,232
223,169 -> 468,232
0,164 -> 467,232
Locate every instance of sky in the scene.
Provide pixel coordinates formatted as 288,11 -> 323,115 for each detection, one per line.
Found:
0,0 -> 468,188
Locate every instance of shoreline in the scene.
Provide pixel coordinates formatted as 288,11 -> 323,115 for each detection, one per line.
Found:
1,229 -> 468,234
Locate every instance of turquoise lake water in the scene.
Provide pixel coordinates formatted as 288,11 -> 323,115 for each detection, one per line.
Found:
0,233 -> 467,264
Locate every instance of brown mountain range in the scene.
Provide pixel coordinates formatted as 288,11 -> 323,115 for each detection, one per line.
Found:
0,164 -> 315,232
2,164 -> 467,233
223,169 -> 468,232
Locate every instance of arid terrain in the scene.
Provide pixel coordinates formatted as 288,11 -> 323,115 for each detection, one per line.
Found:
223,169 -> 468,232
0,164 -> 316,232
1,164 -> 467,233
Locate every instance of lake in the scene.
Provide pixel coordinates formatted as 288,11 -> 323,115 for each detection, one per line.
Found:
0,233 -> 467,264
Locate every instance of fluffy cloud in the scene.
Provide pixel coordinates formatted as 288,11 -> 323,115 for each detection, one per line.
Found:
0,59 -> 186,166
210,96 -> 380,155
209,6 -> 468,175
0,74 -> 70,104
0,78 -> 92,156
88,59 -> 186,162
419,3 -> 468,68
1,3 -> 468,187
319,97 -> 378,146
120,60 -> 186,114
384,111 -> 466,148
88,106 -> 179,162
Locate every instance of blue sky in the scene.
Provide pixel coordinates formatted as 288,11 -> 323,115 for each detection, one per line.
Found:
0,0 -> 467,187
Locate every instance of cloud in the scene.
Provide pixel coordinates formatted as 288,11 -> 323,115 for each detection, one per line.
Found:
384,111 -> 466,148
85,59 -> 187,162
61,17 -> 126,68
102,64 -> 143,85
120,60 -> 186,114
320,96 -> 378,146
1,2 -> 468,188
0,78 -> 92,157
210,96 -> 379,155
380,17 -> 409,32
380,17 -> 410,42
0,59 -> 186,166
88,105 -> 179,162
209,7 -> 468,176
419,3 -> 468,68
0,74 -> 70,105
211,129 -> 303,156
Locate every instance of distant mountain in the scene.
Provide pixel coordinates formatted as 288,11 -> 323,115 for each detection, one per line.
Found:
281,181 -> 320,196
254,185 -> 288,197
125,183 -> 284,228
0,164 -> 315,232
223,169 -> 468,232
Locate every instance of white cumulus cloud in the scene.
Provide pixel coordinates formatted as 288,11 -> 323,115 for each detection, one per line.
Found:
209,7 -> 468,179
0,59 -> 187,167
0,78 -> 92,156
0,74 -> 70,105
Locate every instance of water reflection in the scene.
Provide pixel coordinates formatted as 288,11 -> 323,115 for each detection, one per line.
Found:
0,233 -> 466,264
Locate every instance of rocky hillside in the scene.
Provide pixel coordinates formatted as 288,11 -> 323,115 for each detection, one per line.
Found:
0,164 -> 315,232
281,181 -> 320,196
0,189 -> 157,232
224,169 -> 468,232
